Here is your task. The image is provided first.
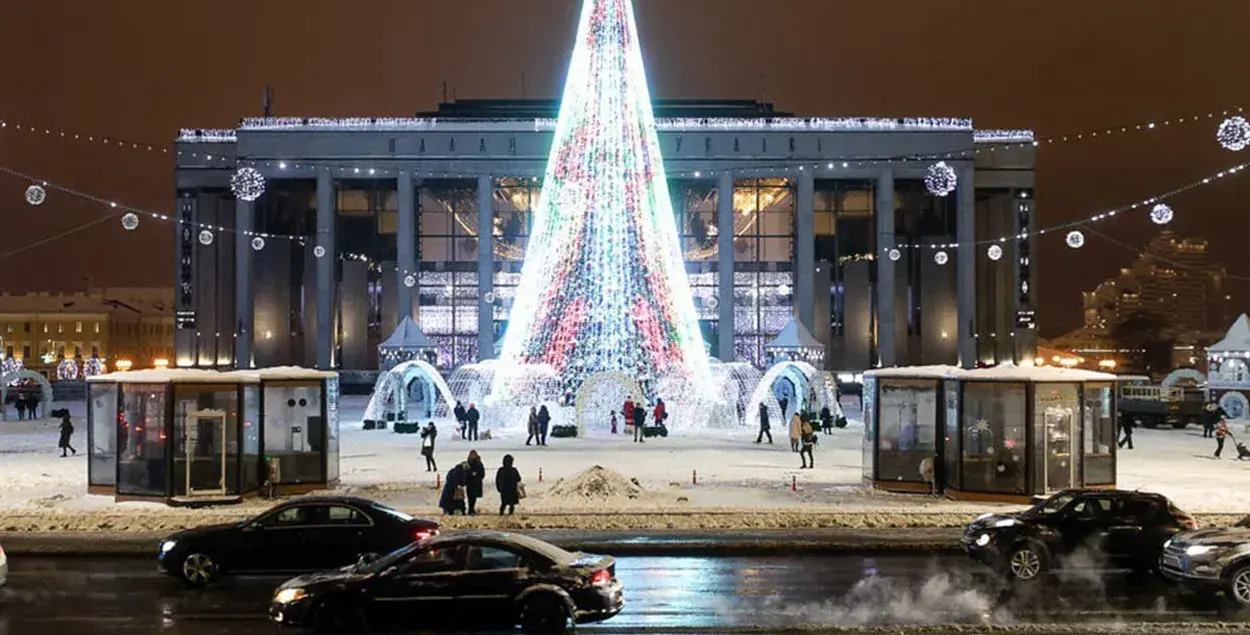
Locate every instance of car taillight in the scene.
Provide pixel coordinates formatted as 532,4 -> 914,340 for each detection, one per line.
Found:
414,529 -> 436,541
590,569 -> 611,586
1176,516 -> 1197,530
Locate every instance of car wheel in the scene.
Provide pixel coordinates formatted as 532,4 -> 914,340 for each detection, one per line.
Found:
1226,565 -> 1250,608
520,594 -> 569,635
1006,544 -> 1046,583
180,552 -> 218,587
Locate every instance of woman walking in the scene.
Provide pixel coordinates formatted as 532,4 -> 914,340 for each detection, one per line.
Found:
525,407 -> 539,446
788,411 -> 802,452
496,454 -> 523,516
58,410 -> 77,457
466,450 -> 486,515
799,417 -> 816,469
420,421 -> 438,472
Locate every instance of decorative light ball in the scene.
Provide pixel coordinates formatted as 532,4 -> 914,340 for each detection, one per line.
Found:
83,357 -> 105,377
1066,230 -> 1086,249
2,357 -> 23,375
121,213 -> 140,231
934,250 -> 949,266
56,359 -> 79,381
403,274 -> 417,288
987,245 -> 1003,261
484,292 -> 497,304
924,161 -> 958,197
1216,116 -> 1250,152
251,236 -> 266,251
231,167 -> 267,202
777,284 -> 792,296
888,248 -> 902,262
25,184 -> 46,206
707,296 -> 720,310
198,229 -> 215,245
1150,203 -> 1174,226
313,245 -> 327,258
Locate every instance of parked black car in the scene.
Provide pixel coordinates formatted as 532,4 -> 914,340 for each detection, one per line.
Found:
158,496 -> 440,586
961,489 -> 1196,583
269,530 -> 624,635
1161,515 -> 1250,606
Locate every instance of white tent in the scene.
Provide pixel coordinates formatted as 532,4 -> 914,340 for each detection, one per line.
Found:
765,318 -> 824,365
378,316 -> 436,370
1210,314 -> 1250,353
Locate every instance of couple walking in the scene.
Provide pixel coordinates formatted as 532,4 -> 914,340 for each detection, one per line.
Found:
526,405 -> 551,446
438,450 -> 525,516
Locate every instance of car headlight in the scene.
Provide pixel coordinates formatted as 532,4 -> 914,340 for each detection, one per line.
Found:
993,518 -> 1017,528
160,540 -> 176,554
1163,538 -> 1173,550
976,533 -> 991,547
274,588 -> 307,604
1186,545 -> 1218,557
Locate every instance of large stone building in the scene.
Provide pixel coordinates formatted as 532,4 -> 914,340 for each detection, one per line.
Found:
173,99 -> 1037,374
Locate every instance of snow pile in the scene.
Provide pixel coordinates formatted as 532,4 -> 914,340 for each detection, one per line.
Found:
542,465 -> 653,505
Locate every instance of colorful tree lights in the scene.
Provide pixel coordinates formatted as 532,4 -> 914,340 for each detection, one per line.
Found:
496,0 -> 714,399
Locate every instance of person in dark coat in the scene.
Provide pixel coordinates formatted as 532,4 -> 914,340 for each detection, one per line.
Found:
465,450 -> 486,515
15,396 -> 25,421
454,401 -> 467,439
465,403 -> 481,441
778,396 -> 789,420
1202,403 -> 1227,438
1117,410 -> 1135,450
756,402 -> 773,444
819,406 -> 834,434
537,405 -> 551,446
525,407 -> 539,446
495,454 -> 522,516
58,410 -> 77,457
632,404 -> 646,443
438,462 -> 469,515
420,421 -> 438,472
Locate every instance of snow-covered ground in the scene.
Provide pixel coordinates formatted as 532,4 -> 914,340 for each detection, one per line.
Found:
1,395 -> 1248,530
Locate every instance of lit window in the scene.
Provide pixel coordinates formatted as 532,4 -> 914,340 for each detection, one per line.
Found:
76,322 -> 82,333
94,322 -> 100,334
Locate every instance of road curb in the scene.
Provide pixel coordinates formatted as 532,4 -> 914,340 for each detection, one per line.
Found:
0,527 -> 964,556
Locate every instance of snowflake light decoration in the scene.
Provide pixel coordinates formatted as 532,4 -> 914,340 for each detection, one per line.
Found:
313,245 -> 327,258
484,292 -> 497,304
987,244 -> 1003,261
973,417 -> 992,436
25,185 -> 46,206
777,283 -> 791,296
707,296 -> 719,310
888,248 -> 901,262
198,229 -> 215,245
1066,230 -> 1085,249
924,161 -> 958,197
403,274 -> 417,288
934,250 -> 949,265
1149,203 -> 1174,225
121,213 -> 140,231
231,167 -> 267,202
1217,116 -> 1250,152
251,236 -> 265,251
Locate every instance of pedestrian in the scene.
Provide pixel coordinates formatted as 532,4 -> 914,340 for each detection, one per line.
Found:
454,401 -> 467,440
1215,418 -> 1230,459
755,402 -> 773,444
778,396 -> 789,420
15,396 -> 25,421
789,411 -> 802,452
653,398 -> 667,429
622,395 -> 635,430
438,461 -> 469,515
1117,410 -> 1134,450
609,410 -> 618,434
525,406 -> 539,446
465,450 -> 486,515
420,421 -> 438,472
496,453 -> 523,516
537,405 -> 551,446
819,406 -> 833,434
466,403 -> 481,442
799,417 -> 816,469
1202,403 -> 1225,439
58,410 -> 77,457
632,403 -> 646,443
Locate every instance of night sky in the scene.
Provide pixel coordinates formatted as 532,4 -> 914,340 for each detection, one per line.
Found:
1,0 -> 1247,336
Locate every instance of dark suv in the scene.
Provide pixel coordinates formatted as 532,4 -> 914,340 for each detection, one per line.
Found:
961,489 -> 1196,583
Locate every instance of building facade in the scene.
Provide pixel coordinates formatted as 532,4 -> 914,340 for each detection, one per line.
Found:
173,100 -> 1037,373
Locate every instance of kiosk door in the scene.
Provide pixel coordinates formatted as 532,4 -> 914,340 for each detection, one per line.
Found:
184,410 -> 227,497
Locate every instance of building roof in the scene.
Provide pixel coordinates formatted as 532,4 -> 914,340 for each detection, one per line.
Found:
88,369 -> 258,384
865,364 -> 1118,382
765,318 -> 823,351
416,98 -> 793,120
380,316 -> 435,351
1210,314 -> 1250,353
0,288 -> 173,316
866,365 -> 963,379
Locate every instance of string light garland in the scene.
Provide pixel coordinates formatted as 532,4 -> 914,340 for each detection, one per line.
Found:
1150,203 -> 1174,226
1217,116 -> 1250,152
230,167 -> 266,202
924,162 -> 958,197
1066,230 -> 1086,249
24,184 -> 46,206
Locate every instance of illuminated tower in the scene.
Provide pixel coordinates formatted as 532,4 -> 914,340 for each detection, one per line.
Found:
497,0 -> 714,396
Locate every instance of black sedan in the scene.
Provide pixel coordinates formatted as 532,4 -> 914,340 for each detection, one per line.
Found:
158,496 -> 440,586
961,489 -> 1195,583
270,530 -> 624,635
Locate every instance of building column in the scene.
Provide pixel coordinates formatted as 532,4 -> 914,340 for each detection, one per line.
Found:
795,169 -> 816,333
477,175 -> 495,360
717,171 -> 736,361
175,193 -> 198,368
1013,192 -> 1038,362
397,171 -> 415,321
234,198 -> 255,368
875,169 -> 896,367
957,165 -> 977,368
316,171 -> 335,369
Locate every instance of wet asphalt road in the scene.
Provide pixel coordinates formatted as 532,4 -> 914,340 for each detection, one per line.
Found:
0,553 -> 1243,634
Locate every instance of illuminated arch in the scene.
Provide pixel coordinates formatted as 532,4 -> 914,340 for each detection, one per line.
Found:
1,370 -> 54,419
575,371 -> 643,436
1161,368 -> 1205,388
744,361 -> 818,429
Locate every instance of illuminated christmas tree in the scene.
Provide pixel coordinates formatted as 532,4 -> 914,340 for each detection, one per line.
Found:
498,0 -> 714,397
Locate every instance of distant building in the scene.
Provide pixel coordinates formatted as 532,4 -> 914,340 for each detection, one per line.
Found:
0,288 -> 175,375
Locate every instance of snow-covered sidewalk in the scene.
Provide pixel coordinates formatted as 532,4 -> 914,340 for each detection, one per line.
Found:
1,397 -> 1247,533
